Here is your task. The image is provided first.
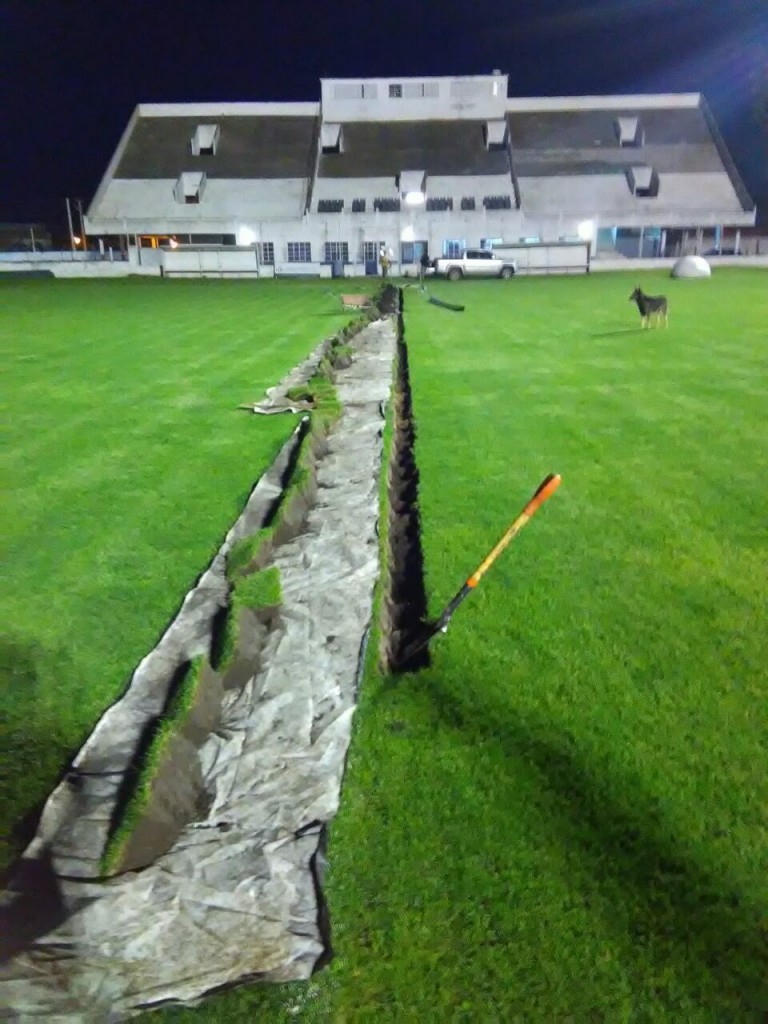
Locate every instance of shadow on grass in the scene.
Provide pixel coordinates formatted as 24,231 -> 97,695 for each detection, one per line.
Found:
0,638 -> 81,876
0,640 -> 100,966
590,327 -> 647,338
404,673 -> 766,1016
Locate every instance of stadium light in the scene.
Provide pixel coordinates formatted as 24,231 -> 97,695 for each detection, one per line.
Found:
73,235 -> 82,245
168,238 -> 179,249
577,219 -> 595,242
237,226 -> 257,246
404,191 -> 425,206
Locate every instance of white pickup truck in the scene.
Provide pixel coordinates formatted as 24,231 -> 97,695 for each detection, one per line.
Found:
433,248 -> 517,281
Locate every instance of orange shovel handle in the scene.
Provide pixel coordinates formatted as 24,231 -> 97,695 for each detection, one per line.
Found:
524,473 -> 562,517
467,473 -> 561,588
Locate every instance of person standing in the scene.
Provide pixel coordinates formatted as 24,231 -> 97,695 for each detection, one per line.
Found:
379,245 -> 390,278
419,248 -> 431,290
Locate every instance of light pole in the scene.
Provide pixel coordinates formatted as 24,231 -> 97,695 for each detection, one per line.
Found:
76,199 -> 88,252
65,197 -> 76,258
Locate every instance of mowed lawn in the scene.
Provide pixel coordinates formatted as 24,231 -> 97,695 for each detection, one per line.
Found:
151,269 -> 766,1023
0,277 -> 351,872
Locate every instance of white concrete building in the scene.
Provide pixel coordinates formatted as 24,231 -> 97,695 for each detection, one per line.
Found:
85,73 -> 756,275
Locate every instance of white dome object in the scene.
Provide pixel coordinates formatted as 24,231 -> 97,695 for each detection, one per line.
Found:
671,255 -> 712,278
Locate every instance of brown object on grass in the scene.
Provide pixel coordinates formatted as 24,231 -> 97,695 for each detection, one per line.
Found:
341,293 -> 371,309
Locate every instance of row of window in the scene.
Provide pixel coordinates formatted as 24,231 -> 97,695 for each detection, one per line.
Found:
315,195 -> 509,214
183,113 -> 646,162
162,238 -> 514,263
242,241 -> 474,264
299,240 -> 500,263
331,80 -> 501,101
332,81 -> 440,101
174,168 -> 656,209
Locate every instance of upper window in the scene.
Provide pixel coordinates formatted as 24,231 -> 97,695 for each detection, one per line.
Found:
334,83 -> 363,100
373,197 -> 401,212
175,172 -> 206,204
390,81 -> 439,99
450,80 -> 487,100
321,123 -> 343,155
627,165 -> 659,197
483,195 -> 512,210
484,120 -> 508,152
191,124 -> 219,156
615,116 -> 643,147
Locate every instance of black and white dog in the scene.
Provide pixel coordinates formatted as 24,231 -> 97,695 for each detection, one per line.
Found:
629,287 -> 668,328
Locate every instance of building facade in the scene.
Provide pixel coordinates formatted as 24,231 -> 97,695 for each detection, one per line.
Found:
85,72 -> 756,274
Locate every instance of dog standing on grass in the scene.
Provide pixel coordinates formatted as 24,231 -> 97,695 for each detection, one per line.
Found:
630,286 -> 669,328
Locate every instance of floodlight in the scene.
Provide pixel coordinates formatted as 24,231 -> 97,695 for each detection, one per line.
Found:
577,219 -> 595,241
404,191 -> 425,206
237,226 -> 257,246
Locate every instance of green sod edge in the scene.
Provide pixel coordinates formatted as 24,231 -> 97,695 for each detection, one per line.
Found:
374,333 -> 398,674
212,566 -> 283,672
99,655 -> 206,878
100,305 -> 380,879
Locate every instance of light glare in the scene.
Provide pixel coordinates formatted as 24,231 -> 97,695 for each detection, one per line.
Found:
237,226 -> 257,246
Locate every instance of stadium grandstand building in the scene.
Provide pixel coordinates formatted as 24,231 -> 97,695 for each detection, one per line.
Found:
86,72 -> 756,275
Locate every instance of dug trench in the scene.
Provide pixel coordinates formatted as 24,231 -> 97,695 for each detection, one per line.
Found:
380,293 -> 431,673
0,289 -> 401,1019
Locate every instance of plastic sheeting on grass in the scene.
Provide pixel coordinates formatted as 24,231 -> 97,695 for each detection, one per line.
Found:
0,318 -> 397,1022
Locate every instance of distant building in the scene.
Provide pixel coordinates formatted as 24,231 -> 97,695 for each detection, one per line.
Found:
85,73 -> 756,274
0,223 -> 52,252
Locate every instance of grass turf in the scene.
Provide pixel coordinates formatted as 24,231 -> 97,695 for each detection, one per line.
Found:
0,277 -> 352,872
149,269 -> 766,1022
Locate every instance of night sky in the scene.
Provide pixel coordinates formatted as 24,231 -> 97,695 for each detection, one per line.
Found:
1,0 -> 766,226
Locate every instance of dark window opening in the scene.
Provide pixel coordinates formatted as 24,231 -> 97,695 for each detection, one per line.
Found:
426,197 -> 453,212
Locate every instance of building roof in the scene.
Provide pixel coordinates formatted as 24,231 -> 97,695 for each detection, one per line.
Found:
507,104 -> 754,211
507,106 -> 714,149
512,147 -> 725,177
318,120 -> 510,178
517,172 -> 747,217
114,115 -> 318,180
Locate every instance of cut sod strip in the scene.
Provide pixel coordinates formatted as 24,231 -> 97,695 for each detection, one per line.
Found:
0,315 -> 397,1019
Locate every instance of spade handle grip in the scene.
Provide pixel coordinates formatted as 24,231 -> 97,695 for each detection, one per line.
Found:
523,473 -> 562,517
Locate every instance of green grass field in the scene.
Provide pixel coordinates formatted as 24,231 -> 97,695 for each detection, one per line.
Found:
0,278 -> 351,871
3,271 -> 766,1022
150,269 -> 766,1023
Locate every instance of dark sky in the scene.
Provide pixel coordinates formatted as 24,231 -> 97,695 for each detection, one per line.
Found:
1,0 -> 766,225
